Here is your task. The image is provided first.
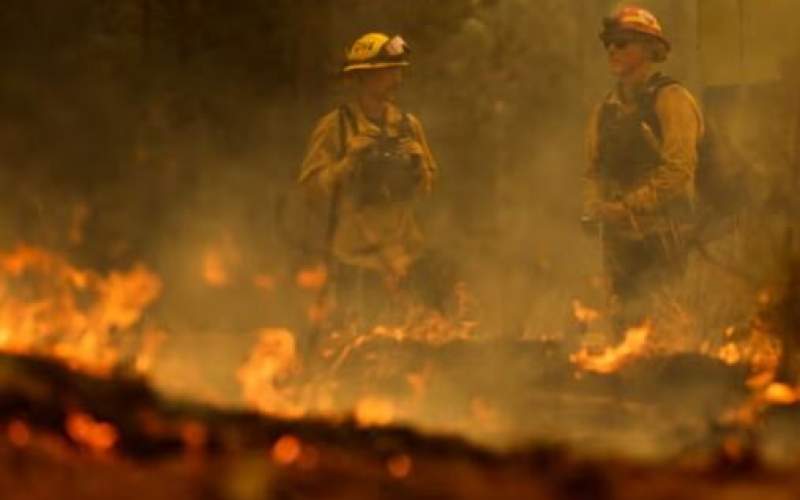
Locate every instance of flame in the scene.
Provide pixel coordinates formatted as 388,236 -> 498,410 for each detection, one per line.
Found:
714,288 -> 794,427
237,328 -> 304,418
572,299 -> 600,324
716,325 -> 783,390
354,396 -> 395,427
717,342 -> 742,365
570,320 -> 652,374
0,245 -> 162,375
763,383 -> 800,405
201,233 -> 241,287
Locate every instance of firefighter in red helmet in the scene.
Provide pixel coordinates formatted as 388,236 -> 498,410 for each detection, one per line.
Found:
583,6 -> 705,337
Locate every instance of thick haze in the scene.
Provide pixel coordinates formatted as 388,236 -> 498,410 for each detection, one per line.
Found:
1,0 -> 799,456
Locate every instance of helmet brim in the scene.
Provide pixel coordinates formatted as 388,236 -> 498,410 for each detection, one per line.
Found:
342,61 -> 410,73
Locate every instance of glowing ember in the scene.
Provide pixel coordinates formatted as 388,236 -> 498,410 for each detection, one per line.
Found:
387,453 -> 413,478
66,411 -> 118,452
570,321 -> 652,374
271,434 -> 302,465
7,420 -> 31,448
296,264 -> 327,291
354,396 -> 395,427
180,421 -> 208,452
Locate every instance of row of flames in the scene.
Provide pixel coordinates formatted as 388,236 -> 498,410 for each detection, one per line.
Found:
569,298 -> 800,422
0,242 -> 798,453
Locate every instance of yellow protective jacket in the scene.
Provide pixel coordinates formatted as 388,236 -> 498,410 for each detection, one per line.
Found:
298,101 -> 437,274
584,76 -> 704,238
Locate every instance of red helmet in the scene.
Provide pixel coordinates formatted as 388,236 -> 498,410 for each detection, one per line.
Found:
600,5 -> 670,51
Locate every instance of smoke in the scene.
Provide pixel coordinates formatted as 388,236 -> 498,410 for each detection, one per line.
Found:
2,0 -> 800,460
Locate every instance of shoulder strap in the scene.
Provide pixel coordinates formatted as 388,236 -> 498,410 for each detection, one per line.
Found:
597,90 -> 616,131
337,104 -> 357,160
399,111 -> 414,138
638,72 -> 678,141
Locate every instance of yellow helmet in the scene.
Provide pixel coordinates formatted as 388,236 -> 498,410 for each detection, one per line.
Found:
342,33 -> 410,73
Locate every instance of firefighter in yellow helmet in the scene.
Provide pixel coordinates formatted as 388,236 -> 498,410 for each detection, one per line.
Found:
298,33 -> 439,322
582,6 -> 705,337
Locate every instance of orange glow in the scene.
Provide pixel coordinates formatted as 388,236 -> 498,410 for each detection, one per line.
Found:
722,436 -> 746,462
307,302 -> 329,325
253,273 -> 276,292
134,327 -> 166,374
296,264 -> 327,291
572,300 -> 600,324
7,420 -> 31,448
180,421 -> 208,452
470,397 -> 500,428
202,249 -> 229,287
354,397 -> 395,427
570,321 -> 651,374
763,383 -> 799,405
237,328 -> 304,418
271,434 -> 302,465
0,246 -> 162,376
387,453 -> 413,478
746,370 -> 775,390
66,412 -> 118,452
406,370 -> 430,401
717,342 -> 742,365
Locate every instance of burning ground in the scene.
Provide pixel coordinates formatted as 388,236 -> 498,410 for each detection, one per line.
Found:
0,240 -> 800,499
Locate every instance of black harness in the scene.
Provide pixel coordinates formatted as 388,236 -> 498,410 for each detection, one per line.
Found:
338,105 -> 420,206
596,73 -> 677,193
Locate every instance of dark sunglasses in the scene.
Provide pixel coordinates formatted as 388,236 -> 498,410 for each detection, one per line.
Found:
603,38 -> 635,50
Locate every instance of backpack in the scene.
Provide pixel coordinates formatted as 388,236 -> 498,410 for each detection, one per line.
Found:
637,74 -> 753,231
